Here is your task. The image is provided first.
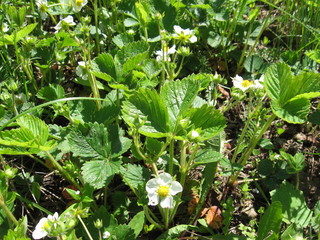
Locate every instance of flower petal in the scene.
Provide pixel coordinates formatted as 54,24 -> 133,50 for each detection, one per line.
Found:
146,178 -> 158,193
160,196 -> 173,208
169,181 -> 183,195
157,172 -> 172,186
173,25 -> 182,34
32,228 -> 48,239
189,35 -> 197,43
148,192 -> 159,206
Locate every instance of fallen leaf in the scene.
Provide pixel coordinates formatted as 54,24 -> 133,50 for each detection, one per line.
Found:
187,196 -> 199,215
205,206 -> 223,229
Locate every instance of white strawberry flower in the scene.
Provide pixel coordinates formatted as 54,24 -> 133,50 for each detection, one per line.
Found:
76,61 -> 88,80
232,75 -> 255,92
32,212 -> 59,239
255,74 -> 264,89
2,23 -> 9,33
146,172 -> 183,208
54,15 -> 76,33
103,230 -> 111,239
232,74 -> 265,92
173,25 -> 197,44
71,0 -> 88,12
35,0 -> 48,20
155,45 -> 176,62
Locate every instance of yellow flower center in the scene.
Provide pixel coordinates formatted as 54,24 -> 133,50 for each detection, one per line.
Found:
241,80 -> 253,88
42,221 -> 50,231
75,0 -> 83,6
39,4 -> 47,12
157,185 -> 170,197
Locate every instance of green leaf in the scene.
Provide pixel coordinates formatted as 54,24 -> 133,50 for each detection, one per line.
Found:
81,159 -> 121,189
122,88 -> 171,138
0,23 -> 38,46
185,105 -> 226,141
16,23 -> 38,42
17,115 -> 49,145
112,33 -> 134,49
281,224 -> 304,240
83,206 -> 118,240
122,51 -> 149,73
193,161 -> 218,221
161,79 -> 200,127
306,50 -> 320,63
265,63 -> 320,123
128,211 -> 144,238
156,225 -> 194,240
270,181 -> 312,228
37,84 -> 65,101
68,123 -> 131,160
141,59 -> 161,79
146,137 -> 164,156
265,63 -> 293,103
135,2 -> 150,25
115,41 -> 149,66
193,149 -> 226,167
244,55 -> 267,73
257,201 -> 282,240
115,41 -> 149,74
121,163 -> 150,192
280,151 -> 305,174
94,53 -> 117,80
114,224 -> 135,240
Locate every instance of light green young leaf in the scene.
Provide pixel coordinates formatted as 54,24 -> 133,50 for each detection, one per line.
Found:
306,50 -> 320,63
270,181 -> 312,228
122,88 -> 171,138
257,201 -> 282,240
135,2 -> 150,25
81,159 -> 121,189
160,79 -> 200,127
4,216 -> 29,240
16,115 -> 49,145
128,211 -> 145,238
0,23 -> 37,46
16,23 -> 38,42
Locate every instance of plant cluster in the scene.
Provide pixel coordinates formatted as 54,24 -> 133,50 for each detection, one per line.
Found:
0,0 -> 320,239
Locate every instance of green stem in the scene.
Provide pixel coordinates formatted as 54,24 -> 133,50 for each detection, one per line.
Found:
93,0 -> 100,55
296,173 -> 300,190
0,97 -> 106,131
143,206 -> 163,229
164,208 -> 170,229
168,139 -> 174,175
0,193 -> 18,226
78,215 -> 94,240
229,113 -> 276,185
44,151 -> 81,190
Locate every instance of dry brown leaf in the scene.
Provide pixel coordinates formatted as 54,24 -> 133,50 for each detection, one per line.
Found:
205,206 -> 223,229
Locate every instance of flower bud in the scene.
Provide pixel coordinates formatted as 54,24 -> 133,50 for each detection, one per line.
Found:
177,46 -> 191,57
94,219 -> 103,229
